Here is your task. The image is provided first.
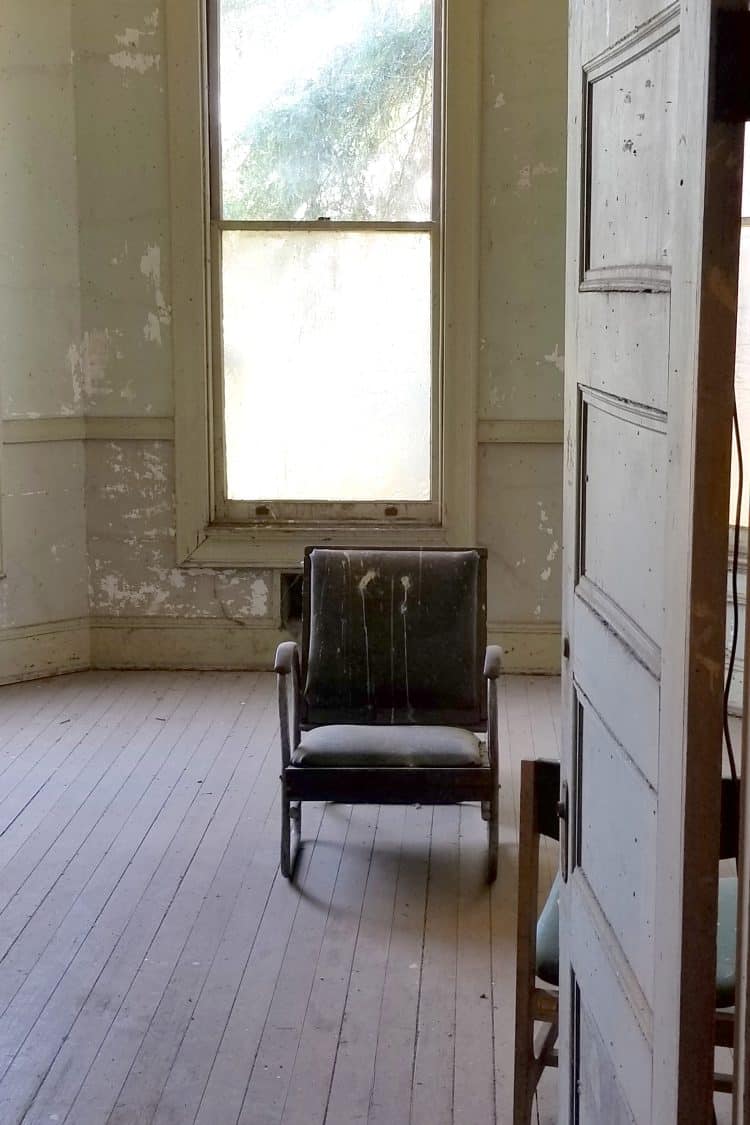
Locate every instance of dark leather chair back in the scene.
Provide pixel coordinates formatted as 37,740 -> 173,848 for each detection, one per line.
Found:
300,547 -> 487,728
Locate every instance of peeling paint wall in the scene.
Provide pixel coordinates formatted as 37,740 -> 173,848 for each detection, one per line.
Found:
2,0 -> 566,675
478,1 -> 566,634
72,2 -> 172,419
71,0 -> 275,633
69,0 -> 565,654
86,440 -> 273,624
0,2 -> 89,639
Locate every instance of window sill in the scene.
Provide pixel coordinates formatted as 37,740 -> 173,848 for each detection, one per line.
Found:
180,522 -> 460,569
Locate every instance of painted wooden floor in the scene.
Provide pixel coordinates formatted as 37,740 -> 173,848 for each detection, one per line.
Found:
0,669 -> 557,1125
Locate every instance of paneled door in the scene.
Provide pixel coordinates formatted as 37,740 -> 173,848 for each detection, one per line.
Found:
561,1 -> 745,1122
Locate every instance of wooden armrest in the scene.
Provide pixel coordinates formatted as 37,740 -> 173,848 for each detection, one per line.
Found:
275,643 -> 301,766
274,641 -> 300,676
484,644 -> 503,680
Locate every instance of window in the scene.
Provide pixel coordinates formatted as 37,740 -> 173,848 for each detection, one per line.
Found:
168,0 -> 480,567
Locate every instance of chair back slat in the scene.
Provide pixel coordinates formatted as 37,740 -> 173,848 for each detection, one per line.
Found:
533,759 -> 561,842
300,546 -> 487,728
720,776 -> 741,861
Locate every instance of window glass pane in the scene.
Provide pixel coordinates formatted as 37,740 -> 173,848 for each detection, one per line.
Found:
222,230 -> 432,501
218,0 -> 434,222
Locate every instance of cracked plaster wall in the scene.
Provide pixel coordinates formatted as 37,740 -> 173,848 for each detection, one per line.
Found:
1,0 -> 565,657
0,1 -> 88,632
478,1 -> 566,627
72,0 -> 274,627
72,0 -> 565,636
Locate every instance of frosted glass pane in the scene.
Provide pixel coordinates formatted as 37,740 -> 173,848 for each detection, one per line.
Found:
222,230 -> 432,501
219,0 -> 434,221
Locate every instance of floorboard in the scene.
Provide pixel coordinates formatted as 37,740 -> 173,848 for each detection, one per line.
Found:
0,667 -> 640,1125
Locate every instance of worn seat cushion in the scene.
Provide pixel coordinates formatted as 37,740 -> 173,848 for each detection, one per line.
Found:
535,871 -> 738,1005
716,874 -> 738,1009
536,870 -> 561,987
291,724 -> 485,768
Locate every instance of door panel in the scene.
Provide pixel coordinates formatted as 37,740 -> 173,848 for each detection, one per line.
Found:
578,293 -> 670,411
587,32 -> 677,273
577,999 -> 640,1125
573,594 -> 659,789
580,392 -> 666,645
578,696 -> 657,998
562,0 -> 745,1121
570,882 -> 653,1123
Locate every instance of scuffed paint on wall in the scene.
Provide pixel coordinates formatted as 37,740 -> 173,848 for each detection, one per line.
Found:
543,345 -> 565,373
250,578 -> 269,617
516,161 -> 559,192
537,501 -> 555,540
86,441 -> 275,624
68,330 -> 122,403
109,49 -> 159,74
478,446 -> 563,627
140,245 -> 171,345
109,9 -> 160,75
480,0 -> 566,424
89,553 -> 273,621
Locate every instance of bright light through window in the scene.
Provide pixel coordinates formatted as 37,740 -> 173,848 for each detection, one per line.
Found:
222,230 -> 432,501
214,0 -> 438,510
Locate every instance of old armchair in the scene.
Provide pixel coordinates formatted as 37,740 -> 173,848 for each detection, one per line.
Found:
274,546 -> 502,881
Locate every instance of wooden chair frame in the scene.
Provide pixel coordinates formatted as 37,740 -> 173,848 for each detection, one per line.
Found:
275,546 -> 501,882
513,759 -> 740,1125
513,759 -> 561,1125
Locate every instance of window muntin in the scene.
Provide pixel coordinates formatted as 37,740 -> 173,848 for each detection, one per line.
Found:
209,0 -> 441,519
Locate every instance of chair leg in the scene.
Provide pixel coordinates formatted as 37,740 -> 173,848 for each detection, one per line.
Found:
280,793 -> 291,879
291,800 -> 302,858
487,791 -> 499,883
514,1083 -> 535,1125
513,1014 -> 536,1125
281,792 -> 302,880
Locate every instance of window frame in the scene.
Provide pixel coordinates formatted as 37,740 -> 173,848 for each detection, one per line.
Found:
168,0 -> 481,568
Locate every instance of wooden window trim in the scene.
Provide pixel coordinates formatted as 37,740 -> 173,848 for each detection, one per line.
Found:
167,0 -> 481,568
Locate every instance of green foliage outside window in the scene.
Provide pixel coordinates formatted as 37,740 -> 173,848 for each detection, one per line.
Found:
221,2 -> 434,222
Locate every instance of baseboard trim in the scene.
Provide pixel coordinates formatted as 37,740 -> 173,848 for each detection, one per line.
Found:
90,615 -> 285,670
0,616 -> 561,681
488,622 -> 562,674
0,618 -> 91,685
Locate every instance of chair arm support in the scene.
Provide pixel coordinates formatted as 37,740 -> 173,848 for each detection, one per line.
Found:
486,675 -> 500,785
484,644 -> 503,680
275,642 -> 301,768
275,640 -> 299,675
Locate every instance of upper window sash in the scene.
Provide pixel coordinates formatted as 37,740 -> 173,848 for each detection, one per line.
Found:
207,0 -> 442,227
167,0 -> 480,567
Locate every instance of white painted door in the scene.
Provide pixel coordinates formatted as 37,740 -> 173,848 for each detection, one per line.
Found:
561,1 -> 746,1122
